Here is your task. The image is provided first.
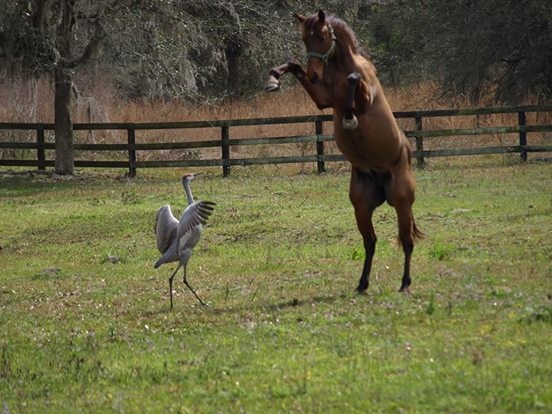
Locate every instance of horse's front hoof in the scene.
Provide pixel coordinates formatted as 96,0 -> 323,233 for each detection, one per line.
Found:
343,115 -> 358,130
264,75 -> 281,92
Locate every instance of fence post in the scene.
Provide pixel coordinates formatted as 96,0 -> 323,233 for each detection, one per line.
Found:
36,127 -> 46,171
315,119 -> 325,174
221,124 -> 230,177
414,116 -> 425,168
518,111 -> 527,162
127,128 -> 137,177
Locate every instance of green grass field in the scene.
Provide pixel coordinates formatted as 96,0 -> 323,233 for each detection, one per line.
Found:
1,159 -> 551,413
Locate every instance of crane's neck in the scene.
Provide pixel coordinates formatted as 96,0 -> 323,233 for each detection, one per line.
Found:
183,180 -> 194,205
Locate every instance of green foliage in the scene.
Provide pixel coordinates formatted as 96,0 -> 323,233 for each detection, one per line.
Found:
350,247 -> 364,261
0,161 -> 551,412
428,243 -> 454,261
360,0 -> 552,102
425,294 -> 436,315
2,0 -> 549,102
520,305 -> 552,324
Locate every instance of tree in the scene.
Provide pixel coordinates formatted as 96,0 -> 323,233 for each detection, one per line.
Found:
102,1 -> 296,100
2,0 -> 548,158
1,0 -> 107,174
53,0 -> 105,175
359,0 -> 552,102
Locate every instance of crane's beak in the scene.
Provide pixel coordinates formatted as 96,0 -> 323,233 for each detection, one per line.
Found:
193,172 -> 204,178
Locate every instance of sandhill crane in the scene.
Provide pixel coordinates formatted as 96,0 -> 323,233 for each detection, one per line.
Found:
154,173 -> 215,308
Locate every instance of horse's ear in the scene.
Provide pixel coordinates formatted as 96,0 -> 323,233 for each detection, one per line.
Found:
317,9 -> 325,23
293,13 -> 305,23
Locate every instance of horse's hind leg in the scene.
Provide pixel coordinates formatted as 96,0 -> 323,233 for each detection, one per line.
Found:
396,203 -> 415,292
349,168 -> 385,293
386,153 -> 419,292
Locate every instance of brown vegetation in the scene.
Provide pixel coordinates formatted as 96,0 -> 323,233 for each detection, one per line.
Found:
1,75 -> 549,167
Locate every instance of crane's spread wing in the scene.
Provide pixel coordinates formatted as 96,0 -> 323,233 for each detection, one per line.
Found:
154,205 -> 179,254
176,200 -> 215,248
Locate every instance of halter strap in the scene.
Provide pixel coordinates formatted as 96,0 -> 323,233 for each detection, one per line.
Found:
305,25 -> 337,65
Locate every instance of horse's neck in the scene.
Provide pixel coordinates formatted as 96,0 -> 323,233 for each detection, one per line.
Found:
333,38 -> 357,72
333,31 -> 377,86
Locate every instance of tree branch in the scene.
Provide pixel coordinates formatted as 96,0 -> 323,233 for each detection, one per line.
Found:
64,22 -> 105,69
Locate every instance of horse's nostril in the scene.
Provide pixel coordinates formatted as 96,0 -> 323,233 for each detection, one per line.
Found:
310,73 -> 319,84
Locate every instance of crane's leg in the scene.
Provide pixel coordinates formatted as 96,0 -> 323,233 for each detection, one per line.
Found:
183,266 -> 208,307
168,264 -> 181,309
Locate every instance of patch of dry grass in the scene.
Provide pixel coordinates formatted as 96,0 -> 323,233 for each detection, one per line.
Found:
1,75 -> 550,168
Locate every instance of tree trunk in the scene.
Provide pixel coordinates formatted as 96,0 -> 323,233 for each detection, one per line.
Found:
225,35 -> 243,93
54,0 -> 75,175
54,64 -> 74,175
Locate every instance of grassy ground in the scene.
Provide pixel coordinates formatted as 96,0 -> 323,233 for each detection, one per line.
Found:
0,159 -> 551,413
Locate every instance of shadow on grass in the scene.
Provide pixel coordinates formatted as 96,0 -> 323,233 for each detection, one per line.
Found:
140,293 -> 350,318
210,292 -> 356,316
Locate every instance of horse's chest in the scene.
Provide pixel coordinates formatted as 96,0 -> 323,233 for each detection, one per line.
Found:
333,125 -> 400,171
335,132 -> 376,166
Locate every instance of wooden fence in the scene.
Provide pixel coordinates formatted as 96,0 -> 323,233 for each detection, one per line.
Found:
1,105 -> 551,177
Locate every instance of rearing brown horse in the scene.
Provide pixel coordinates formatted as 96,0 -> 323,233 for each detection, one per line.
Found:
266,10 -> 423,293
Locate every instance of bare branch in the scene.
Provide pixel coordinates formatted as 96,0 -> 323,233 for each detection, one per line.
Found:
64,22 -> 106,68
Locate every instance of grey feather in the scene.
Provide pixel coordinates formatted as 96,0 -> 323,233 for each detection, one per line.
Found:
155,205 -> 179,254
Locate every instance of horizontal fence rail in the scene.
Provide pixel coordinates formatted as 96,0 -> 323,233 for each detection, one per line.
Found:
1,105 -> 551,176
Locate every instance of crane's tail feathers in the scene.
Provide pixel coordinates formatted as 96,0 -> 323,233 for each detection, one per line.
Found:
154,242 -> 178,268
154,253 -> 174,269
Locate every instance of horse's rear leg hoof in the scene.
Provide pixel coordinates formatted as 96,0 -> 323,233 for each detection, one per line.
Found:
356,283 -> 369,294
399,286 -> 411,295
343,115 -> 358,130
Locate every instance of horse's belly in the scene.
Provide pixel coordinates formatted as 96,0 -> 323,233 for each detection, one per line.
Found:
333,112 -> 403,172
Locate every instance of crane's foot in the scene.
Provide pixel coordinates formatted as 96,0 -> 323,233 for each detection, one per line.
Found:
184,279 -> 209,307
193,293 -> 209,307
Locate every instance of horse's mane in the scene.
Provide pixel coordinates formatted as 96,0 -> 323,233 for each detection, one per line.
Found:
327,15 -> 361,53
326,14 -> 376,73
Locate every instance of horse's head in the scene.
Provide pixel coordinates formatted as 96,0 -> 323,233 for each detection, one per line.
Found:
294,10 -> 336,85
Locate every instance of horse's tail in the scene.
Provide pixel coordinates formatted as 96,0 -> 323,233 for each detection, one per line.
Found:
412,219 -> 424,242
396,214 -> 424,248
407,141 -> 424,243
